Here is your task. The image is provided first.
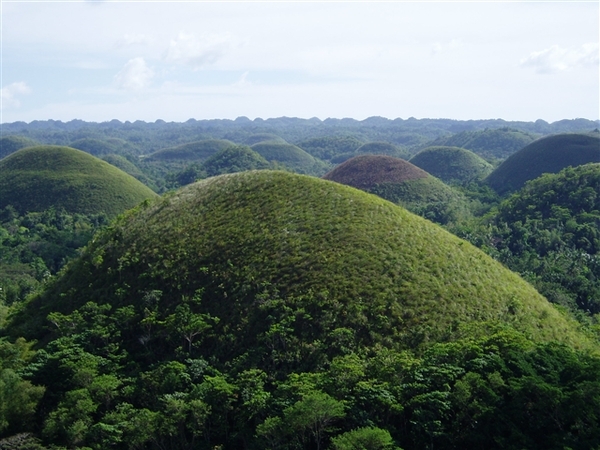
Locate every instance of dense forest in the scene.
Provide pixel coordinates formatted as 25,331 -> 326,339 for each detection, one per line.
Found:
0,117 -> 599,449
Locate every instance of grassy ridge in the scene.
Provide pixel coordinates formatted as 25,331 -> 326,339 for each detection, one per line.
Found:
410,146 -> 493,184
250,141 -> 326,174
13,171 -> 595,356
486,133 -> 600,194
0,146 -> 158,217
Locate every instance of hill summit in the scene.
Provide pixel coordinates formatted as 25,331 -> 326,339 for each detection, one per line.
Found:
0,145 -> 158,217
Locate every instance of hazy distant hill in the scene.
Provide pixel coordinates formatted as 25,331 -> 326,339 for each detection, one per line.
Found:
410,146 -> 493,184
250,141 -> 327,174
486,133 -> 600,195
297,135 -> 364,161
147,139 -> 235,161
0,146 -> 158,217
203,145 -> 270,176
428,127 -> 538,160
0,135 -> 39,159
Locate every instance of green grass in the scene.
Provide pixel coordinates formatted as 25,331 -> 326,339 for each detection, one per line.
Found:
147,139 -> 235,161
297,136 -> 364,161
243,133 -> 288,145
0,146 -> 158,217
203,145 -> 270,176
486,133 -> 600,195
251,142 -> 326,174
13,171 -> 596,355
410,146 -> 493,184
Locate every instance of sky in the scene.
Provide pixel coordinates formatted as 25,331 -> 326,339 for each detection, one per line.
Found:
1,1 -> 598,124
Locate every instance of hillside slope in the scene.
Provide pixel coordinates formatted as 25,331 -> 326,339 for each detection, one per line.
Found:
486,133 -> 600,194
410,146 -> 493,184
0,146 -> 158,217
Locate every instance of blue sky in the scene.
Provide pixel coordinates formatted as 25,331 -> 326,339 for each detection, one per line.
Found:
1,1 -> 598,123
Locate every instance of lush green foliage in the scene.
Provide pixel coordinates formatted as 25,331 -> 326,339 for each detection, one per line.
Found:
488,164 -> 600,314
486,133 -> 600,195
0,136 -> 39,160
0,206 -> 108,305
250,142 -> 328,175
0,146 -> 158,217
410,146 -> 493,185
428,127 -> 538,161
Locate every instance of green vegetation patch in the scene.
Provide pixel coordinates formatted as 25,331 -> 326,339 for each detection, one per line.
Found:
251,142 -> 326,174
410,146 -> 493,185
486,133 -> 600,195
0,146 -> 158,217
297,136 -> 364,161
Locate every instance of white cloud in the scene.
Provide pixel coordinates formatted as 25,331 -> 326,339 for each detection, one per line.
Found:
520,43 -> 599,74
431,39 -> 462,55
1,82 -> 32,108
115,33 -> 152,48
165,32 -> 232,69
113,57 -> 154,90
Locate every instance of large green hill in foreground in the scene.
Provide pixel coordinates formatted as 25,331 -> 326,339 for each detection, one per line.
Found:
14,171 -> 591,351
6,170 -> 599,449
486,133 -> 600,195
0,146 -> 158,217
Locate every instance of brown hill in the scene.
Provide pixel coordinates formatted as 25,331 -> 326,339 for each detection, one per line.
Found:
322,154 -> 428,189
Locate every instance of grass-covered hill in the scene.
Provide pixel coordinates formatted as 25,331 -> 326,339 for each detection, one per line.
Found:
0,146 -> 158,217
203,145 -> 270,176
250,141 -> 326,174
296,136 -> 364,161
13,171 -> 592,350
146,139 -> 235,161
410,146 -> 493,184
429,127 -> 538,160
69,138 -> 120,156
0,135 -> 39,159
5,170 -> 599,449
243,133 -> 288,145
323,155 -> 467,224
485,133 -> 600,195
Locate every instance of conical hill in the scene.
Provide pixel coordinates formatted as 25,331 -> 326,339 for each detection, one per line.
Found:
13,171 -> 594,361
0,145 -> 158,217
410,146 -> 493,184
322,155 -> 466,224
486,133 -> 600,195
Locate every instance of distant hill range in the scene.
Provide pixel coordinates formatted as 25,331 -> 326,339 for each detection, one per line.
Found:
486,133 -> 600,195
0,145 -> 158,217
410,146 -> 493,184
426,127 -> 539,160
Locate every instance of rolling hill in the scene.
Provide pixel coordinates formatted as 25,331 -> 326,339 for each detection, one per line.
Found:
323,155 -> 468,224
0,146 -> 158,217
485,133 -> 600,195
250,141 -> 326,174
410,146 -> 493,184
202,145 -> 270,177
